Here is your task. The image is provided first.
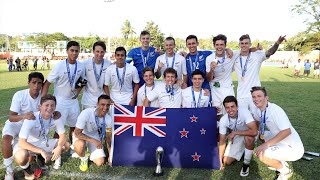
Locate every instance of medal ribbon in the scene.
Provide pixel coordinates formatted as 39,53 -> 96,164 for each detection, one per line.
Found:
228,112 -> 238,132
239,52 -> 251,78
39,113 -> 52,144
260,103 -> 268,135
191,87 -> 202,108
92,58 -> 104,83
140,48 -> 150,67
116,64 -> 126,92
95,112 -> 106,141
165,53 -> 175,68
144,83 -> 155,98
65,59 -> 78,89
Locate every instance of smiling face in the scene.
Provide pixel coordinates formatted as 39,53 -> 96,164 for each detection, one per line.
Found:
251,90 -> 268,109
214,40 -> 226,57
164,73 -> 176,86
93,45 -> 105,63
224,101 -> 238,118
191,74 -> 203,89
165,39 -> 175,55
40,100 -> 56,119
239,39 -> 251,54
143,70 -> 154,86
96,98 -> 111,117
140,34 -> 151,49
186,38 -> 198,55
115,50 -> 126,66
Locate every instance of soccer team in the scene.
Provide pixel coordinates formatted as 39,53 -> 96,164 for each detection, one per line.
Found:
2,31 -> 303,180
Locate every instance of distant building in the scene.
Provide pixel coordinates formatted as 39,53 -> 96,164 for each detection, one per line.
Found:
16,41 -> 68,56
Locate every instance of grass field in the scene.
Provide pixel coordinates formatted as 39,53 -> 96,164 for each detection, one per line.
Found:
0,61 -> 319,179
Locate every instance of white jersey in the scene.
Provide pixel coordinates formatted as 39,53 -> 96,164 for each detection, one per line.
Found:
137,82 -> 160,107
233,50 -> 267,98
81,58 -> 111,107
294,62 -> 302,70
147,82 -> 182,108
253,102 -> 303,147
181,87 -> 210,108
76,108 -> 112,141
46,59 -> 85,105
154,53 -> 187,81
219,108 -> 254,135
206,53 -> 235,88
104,63 -> 140,105
19,111 -> 65,143
9,89 -> 41,126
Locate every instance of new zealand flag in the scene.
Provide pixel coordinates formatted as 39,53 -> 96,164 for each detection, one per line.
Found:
110,104 -> 219,169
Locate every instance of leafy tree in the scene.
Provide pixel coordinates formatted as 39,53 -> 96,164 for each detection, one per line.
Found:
291,0 -> 320,32
144,21 -> 165,49
121,20 -> 135,42
51,32 -> 69,41
34,33 -> 55,54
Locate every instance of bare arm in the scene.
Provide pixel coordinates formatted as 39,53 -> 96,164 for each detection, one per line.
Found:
74,128 -> 99,144
19,138 -> 51,162
230,121 -> 258,137
103,85 -> 110,96
206,71 -> 214,82
265,35 -> 286,58
9,111 -> 35,122
41,80 -> 51,97
143,98 -> 151,107
51,132 -> 67,160
129,83 -> 140,106
218,134 -> 227,170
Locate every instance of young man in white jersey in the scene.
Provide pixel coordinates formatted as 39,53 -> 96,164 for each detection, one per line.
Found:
2,72 -> 44,180
73,95 -> 113,172
251,87 -> 304,180
81,41 -> 111,110
154,37 -> 187,86
182,70 -> 210,108
13,95 -> 70,179
293,59 -> 302,78
144,68 -> 182,108
104,46 -> 140,105
42,41 -> 85,145
218,96 -> 257,177
233,34 -> 286,113
206,34 -> 236,114
137,67 -> 160,107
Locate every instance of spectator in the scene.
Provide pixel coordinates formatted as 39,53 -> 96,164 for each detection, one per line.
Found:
314,59 -> 319,79
303,59 -> 312,79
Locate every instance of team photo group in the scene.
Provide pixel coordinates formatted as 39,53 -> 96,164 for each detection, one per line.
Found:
2,30 -> 303,180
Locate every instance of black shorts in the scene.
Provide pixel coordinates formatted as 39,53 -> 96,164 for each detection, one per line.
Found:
304,70 -> 310,75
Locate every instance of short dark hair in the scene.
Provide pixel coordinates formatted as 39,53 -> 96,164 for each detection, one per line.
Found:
115,46 -> 127,55
250,86 -> 268,96
239,34 -> 251,42
191,69 -> 204,78
41,94 -> 56,105
223,96 -> 238,107
93,41 -> 106,51
140,30 -> 150,38
66,41 -> 80,50
165,37 -> 175,44
163,68 -> 177,78
142,67 -> 154,76
213,34 -> 227,45
98,94 -> 111,102
28,72 -> 44,83
186,35 -> 198,43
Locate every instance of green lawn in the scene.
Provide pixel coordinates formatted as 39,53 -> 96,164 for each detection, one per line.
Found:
0,61 -> 319,179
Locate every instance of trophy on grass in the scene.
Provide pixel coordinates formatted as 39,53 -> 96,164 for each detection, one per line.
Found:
153,146 -> 164,176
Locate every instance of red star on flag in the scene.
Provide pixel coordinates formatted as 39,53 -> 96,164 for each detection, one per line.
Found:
191,152 -> 201,161
179,128 -> 189,138
190,115 -> 198,122
200,128 -> 206,135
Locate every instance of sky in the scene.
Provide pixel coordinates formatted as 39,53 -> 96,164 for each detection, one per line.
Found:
0,0 -> 306,41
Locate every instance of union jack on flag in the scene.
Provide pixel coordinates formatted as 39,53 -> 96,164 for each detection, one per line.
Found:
113,104 -> 166,137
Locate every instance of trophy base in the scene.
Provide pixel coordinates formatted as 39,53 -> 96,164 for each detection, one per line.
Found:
153,171 -> 164,177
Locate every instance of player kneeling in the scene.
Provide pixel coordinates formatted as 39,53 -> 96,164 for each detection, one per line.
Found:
73,95 -> 112,171
13,94 -> 70,180
218,96 -> 258,177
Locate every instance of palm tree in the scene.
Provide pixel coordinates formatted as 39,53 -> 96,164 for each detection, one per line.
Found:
121,20 -> 136,41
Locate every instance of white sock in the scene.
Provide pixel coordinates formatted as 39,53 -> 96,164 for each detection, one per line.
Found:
20,162 -> 30,169
4,157 -> 13,173
80,155 -> 88,161
243,148 -> 253,165
277,161 -> 290,174
54,156 -> 61,166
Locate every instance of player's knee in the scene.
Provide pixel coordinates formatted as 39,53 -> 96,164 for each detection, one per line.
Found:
63,142 -> 71,152
244,136 -> 255,148
94,158 -> 105,167
14,150 -> 29,165
223,157 -> 234,166
74,140 -> 86,154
